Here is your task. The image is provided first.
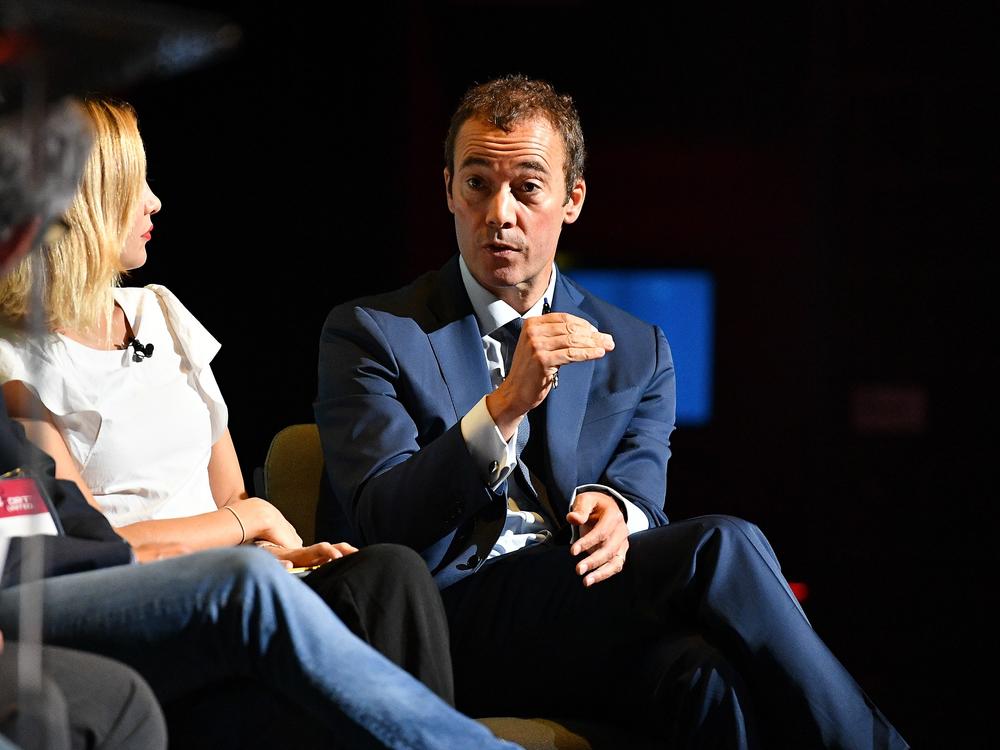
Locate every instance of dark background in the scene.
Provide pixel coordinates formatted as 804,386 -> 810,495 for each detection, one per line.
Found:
119,1 -> 994,746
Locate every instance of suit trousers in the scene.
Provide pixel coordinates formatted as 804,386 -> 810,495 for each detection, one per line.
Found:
441,514 -> 908,750
0,643 -> 166,750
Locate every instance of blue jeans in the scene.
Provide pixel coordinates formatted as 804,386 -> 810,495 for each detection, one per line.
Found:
0,547 -> 520,750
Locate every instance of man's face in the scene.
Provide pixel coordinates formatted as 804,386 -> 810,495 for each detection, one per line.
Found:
445,116 -> 585,312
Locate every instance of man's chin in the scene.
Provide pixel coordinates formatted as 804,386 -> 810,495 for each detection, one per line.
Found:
465,255 -> 519,285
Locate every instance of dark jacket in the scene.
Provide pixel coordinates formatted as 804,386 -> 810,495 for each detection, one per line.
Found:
1,392 -> 132,588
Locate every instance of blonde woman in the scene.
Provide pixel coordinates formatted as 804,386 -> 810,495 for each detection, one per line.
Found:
0,98 -> 454,701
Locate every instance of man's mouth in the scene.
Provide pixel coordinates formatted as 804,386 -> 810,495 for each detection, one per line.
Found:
484,242 -> 519,253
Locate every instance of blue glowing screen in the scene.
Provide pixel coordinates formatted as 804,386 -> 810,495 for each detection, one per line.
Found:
568,269 -> 714,426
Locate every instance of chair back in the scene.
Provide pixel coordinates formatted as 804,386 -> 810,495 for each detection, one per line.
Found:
261,423 -> 324,546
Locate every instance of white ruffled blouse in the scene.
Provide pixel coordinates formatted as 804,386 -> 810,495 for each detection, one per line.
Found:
0,285 -> 228,526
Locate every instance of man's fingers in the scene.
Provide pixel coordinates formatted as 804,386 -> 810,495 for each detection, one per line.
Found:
565,331 -> 614,350
579,539 -> 629,587
525,325 -> 614,353
500,316 -> 614,417
532,311 -> 579,327
581,547 -> 628,587
566,494 -> 599,530
524,315 -> 615,351
528,347 -> 607,376
569,493 -> 628,580
562,345 -> 611,363
525,340 -> 613,362
573,531 -> 604,568
574,524 -> 628,575
571,518 -> 611,557
534,312 -> 603,335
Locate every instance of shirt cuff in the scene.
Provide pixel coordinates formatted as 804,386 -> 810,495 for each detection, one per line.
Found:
460,396 -> 517,489
571,484 -> 651,535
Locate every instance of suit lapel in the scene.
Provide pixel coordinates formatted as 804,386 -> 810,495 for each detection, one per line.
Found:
545,273 -> 597,512
426,257 -> 493,421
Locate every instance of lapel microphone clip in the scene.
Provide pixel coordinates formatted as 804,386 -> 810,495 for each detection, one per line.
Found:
130,338 -> 154,362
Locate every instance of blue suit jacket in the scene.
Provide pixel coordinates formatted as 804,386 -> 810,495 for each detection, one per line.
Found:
315,256 -> 676,587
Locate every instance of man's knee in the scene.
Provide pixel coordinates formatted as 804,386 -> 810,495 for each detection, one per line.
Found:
691,514 -> 779,567
696,514 -> 762,540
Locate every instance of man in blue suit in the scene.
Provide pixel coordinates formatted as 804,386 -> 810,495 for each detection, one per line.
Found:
316,75 -> 908,749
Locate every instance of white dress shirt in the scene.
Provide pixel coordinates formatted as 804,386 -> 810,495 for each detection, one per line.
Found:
457,258 -> 650,560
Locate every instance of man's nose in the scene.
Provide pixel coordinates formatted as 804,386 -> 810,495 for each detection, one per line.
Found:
486,187 -> 516,229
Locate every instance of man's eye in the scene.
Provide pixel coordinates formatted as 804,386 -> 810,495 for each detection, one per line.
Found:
521,182 -> 541,194
465,177 -> 484,190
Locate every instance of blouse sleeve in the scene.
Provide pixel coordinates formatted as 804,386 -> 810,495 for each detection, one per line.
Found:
146,284 -> 229,444
0,332 -> 98,418
0,335 -> 31,384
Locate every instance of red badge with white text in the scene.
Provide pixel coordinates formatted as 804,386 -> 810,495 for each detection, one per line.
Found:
0,477 -> 59,538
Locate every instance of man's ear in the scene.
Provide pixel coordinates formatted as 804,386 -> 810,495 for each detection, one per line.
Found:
0,217 -> 41,275
444,168 -> 455,214
563,177 -> 586,225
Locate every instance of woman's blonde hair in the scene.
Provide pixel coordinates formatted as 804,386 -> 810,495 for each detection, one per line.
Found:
0,98 -> 146,334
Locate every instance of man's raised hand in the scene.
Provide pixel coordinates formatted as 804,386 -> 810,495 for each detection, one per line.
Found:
487,312 -> 614,441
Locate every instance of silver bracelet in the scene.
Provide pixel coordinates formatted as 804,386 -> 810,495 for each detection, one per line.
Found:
224,505 -> 246,545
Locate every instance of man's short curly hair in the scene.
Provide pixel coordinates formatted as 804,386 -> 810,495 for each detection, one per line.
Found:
444,75 -> 586,201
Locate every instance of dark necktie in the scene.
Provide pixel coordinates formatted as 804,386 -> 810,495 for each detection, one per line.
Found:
494,318 -> 529,459
493,319 -> 555,524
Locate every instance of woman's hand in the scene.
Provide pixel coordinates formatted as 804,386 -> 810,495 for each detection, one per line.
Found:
227,497 -> 303,549
259,541 -> 358,570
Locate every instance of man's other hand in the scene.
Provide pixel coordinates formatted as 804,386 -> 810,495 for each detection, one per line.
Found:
567,491 -> 629,587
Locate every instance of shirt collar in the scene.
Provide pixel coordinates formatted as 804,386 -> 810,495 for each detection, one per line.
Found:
458,256 -> 558,337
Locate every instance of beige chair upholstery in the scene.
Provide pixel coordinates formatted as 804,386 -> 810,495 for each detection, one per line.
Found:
478,717 -> 660,750
261,423 -> 323,545
259,424 -> 660,750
